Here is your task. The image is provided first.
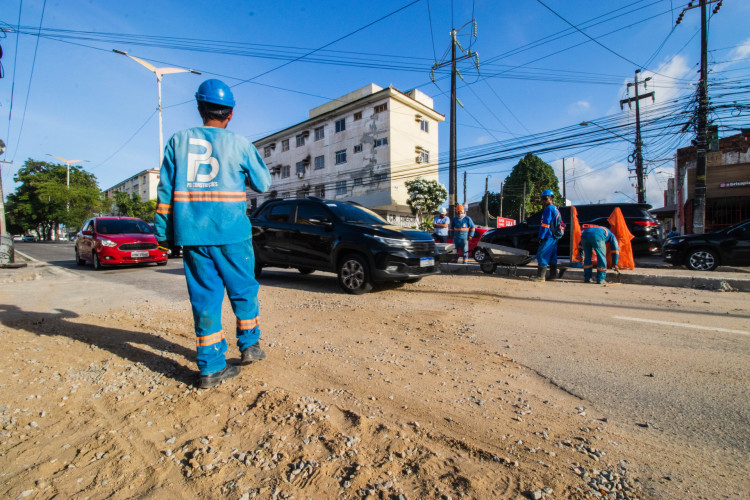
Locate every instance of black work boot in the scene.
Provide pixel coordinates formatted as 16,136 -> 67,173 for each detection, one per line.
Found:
198,364 -> 241,389
241,342 -> 267,365
531,266 -> 547,282
548,264 -> 559,281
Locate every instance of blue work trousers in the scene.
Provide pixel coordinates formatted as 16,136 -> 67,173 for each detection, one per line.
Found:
536,237 -> 558,267
454,237 -> 469,259
581,233 -> 608,283
183,239 -> 261,375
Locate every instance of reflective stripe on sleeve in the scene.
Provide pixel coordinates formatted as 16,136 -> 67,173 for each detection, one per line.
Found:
196,331 -> 224,347
541,223 -> 550,228
156,203 -> 172,214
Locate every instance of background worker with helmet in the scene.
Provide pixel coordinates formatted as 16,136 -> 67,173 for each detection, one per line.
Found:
532,189 -> 563,282
433,207 -> 450,243
154,79 -> 272,389
580,225 -> 620,283
451,204 -> 475,264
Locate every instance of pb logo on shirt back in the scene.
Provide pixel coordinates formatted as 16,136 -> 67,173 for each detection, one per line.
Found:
187,138 -> 219,185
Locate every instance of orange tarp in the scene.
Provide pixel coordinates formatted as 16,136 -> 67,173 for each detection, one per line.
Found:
570,206 -> 583,265
607,207 -> 635,269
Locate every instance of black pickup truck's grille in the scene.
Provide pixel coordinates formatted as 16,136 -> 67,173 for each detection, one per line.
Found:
119,242 -> 157,251
408,240 -> 435,255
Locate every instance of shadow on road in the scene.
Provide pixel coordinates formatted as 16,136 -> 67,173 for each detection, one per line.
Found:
0,304 -> 198,385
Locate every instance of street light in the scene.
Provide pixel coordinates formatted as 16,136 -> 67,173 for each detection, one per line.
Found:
614,190 -> 636,203
47,154 -> 86,187
113,49 -> 201,167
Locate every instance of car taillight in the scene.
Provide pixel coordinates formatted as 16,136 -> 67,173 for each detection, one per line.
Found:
633,220 -> 657,227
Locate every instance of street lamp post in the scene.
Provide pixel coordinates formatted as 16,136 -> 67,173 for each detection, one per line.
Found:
113,50 -> 201,167
47,154 -> 84,188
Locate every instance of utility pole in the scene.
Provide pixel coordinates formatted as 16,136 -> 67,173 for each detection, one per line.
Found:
484,175 -> 489,227
500,182 -> 504,218
432,21 -> 478,218
522,181 -> 527,221
562,158 -> 566,202
463,170 -> 467,206
619,70 -> 654,204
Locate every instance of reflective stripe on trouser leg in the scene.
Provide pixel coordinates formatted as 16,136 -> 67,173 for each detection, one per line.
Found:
536,237 -> 558,267
454,237 -> 469,258
184,246 -> 229,375
215,240 -> 262,353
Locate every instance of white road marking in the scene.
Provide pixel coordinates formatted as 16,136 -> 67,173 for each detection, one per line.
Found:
613,316 -> 749,336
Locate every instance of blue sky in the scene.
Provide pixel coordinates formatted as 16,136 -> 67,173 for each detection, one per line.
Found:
2,0 -> 749,210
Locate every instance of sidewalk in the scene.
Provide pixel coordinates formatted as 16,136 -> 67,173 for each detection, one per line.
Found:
441,256 -> 750,292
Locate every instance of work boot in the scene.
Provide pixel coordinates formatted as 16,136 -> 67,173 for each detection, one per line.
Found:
241,342 -> 267,364
532,266 -> 547,282
198,364 -> 241,389
548,264 -> 559,281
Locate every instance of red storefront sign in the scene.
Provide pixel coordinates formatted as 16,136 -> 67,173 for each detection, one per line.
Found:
496,217 -> 516,228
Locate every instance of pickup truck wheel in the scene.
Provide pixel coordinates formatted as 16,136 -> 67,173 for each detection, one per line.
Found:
686,248 -> 719,271
473,246 -> 488,263
338,253 -> 372,294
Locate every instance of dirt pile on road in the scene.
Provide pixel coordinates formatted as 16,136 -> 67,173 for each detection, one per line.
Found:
0,274 -> 649,499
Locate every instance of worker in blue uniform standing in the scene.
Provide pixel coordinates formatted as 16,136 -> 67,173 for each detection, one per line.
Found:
433,207 -> 450,243
154,79 -> 272,389
451,204 -> 475,264
580,225 -> 620,284
532,189 -> 562,282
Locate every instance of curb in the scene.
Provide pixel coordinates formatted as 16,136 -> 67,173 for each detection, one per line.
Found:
439,263 -> 750,292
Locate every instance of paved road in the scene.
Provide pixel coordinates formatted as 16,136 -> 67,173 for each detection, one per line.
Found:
15,242 -> 750,467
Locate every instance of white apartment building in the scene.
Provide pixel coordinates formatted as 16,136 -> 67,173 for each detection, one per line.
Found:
252,84 -> 444,226
106,168 -> 160,201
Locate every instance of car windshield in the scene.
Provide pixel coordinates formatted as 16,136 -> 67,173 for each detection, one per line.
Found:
96,219 -> 152,234
325,202 -> 387,224
720,220 -> 750,233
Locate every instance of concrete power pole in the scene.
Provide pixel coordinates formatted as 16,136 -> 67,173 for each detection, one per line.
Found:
484,175 -> 489,227
619,70 -> 654,204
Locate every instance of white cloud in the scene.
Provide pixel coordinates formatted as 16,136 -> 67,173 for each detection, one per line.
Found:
474,135 -> 493,146
568,100 -> 591,115
713,37 -> 750,73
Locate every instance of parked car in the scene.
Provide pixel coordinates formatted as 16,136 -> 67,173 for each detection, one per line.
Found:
12,235 -> 23,241
476,203 -> 662,259
250,197 -> 439,294
663,219 -> 750,271
22,235 -> 38,242
75,217 -> 168,270
443,227 -> 491,259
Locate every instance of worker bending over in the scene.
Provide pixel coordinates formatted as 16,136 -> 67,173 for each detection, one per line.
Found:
580,225 -> 620,284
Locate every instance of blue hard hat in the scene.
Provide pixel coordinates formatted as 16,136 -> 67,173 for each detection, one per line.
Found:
195,79 -> 235,107
541,189 -> 554,198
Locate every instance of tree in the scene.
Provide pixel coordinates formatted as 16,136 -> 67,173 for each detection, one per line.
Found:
405,178 -> 448,231
5,159 -> 101,239
482,154 -> 561,222
112,192 -> 156,221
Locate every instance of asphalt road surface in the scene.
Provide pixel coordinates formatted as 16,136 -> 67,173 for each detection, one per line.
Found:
15,241 -> 750,492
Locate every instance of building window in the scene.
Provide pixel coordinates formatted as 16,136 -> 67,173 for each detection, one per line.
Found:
315,184 -> 325,198
353,111 -> 362,121
418,150 -> 430,163
282,139 -> 289,151
264,146 -> 272,158
374,137 -> 388,147
353,144 -> 362,153
374,103 -> 387,114
281,165 -> 291,178
296,161 -> 306,176
353,178 -> 362,186
314,126 -> 325,141
314,155 -> 325,170
335,150 -> 347,164
336,180 -> 347,196
335,118 -> 346,133
420,120 -> 429,133
374,173 -> 388,182
296,134 -> 306,147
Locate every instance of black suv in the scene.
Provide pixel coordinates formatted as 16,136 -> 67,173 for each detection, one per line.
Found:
250,197 -> 439,294
663,219 -> 750,271
478,203 -> 662,257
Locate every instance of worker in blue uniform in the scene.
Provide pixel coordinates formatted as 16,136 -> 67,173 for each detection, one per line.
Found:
532,189 -> 562,282
433,207 -> 450,243
580,225 -> 620,284
451,204 -> 475,264
154,79 -> 272,389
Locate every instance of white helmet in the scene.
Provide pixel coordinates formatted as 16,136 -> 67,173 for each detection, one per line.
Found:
439,207 -> 447,215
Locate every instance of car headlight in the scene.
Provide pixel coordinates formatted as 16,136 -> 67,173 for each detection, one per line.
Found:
99,239 -> 118,247
365,234 -> 410,248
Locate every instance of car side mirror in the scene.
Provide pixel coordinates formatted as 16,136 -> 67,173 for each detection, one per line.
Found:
83,230 -> 92,236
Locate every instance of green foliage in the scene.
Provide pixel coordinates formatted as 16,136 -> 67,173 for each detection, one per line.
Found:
5,159 -> 101,239
482,154 -> 561,221
405,178 -> 448,231
112,192 -> 155,221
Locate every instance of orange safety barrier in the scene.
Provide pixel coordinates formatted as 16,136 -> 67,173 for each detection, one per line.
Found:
607,207 -> 635,269
570,206 -> 582,265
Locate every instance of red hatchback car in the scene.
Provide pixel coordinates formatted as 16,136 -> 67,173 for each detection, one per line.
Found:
75,217 -> 168,270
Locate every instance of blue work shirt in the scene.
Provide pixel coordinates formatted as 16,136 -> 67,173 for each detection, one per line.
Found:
154,126 -> 272,246
433,215 -> 450,236
451,215 -> 475,239
538,204 -> 560,240
581,226 -> 620,267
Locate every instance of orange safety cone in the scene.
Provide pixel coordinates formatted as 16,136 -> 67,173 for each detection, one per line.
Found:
607,207 -> 635,269
570,206 -> 583,267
